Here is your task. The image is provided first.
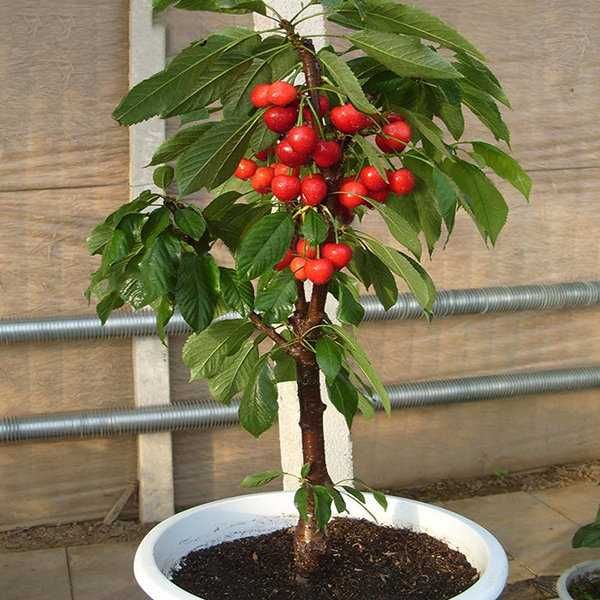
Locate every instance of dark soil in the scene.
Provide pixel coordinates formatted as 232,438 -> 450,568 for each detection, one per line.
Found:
569,572 -> 600,600
171,518 -> 478,600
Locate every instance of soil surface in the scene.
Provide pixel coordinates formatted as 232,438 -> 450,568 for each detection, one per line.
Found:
171,518 -> 478,600
569,572 -> 600,600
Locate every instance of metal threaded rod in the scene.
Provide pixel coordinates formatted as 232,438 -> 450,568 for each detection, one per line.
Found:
2,281 -> 600,344
2,366 -> 600,443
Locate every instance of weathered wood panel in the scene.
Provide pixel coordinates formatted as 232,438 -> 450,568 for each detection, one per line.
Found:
0,1 -> 129,191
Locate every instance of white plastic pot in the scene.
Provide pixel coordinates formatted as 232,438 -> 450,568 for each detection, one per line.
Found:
557,560 -> 600,599
134,491 -> 508,600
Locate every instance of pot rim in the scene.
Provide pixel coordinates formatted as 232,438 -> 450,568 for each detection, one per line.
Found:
557,559 -> 600,599
134,490 -> 508,600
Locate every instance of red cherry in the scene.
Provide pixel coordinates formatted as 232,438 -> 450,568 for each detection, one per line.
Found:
276,140 -> 308,167
322,243 -> 353,270
301,174 -> 328,206
234,158 -> 257,180
388,168 -> 416,196
302,95 -> 330,122
339,180 -> 368,209
274,249 -> 294,271
255,147 -> 272,161
296,239 -> 318,259
272,162 -> 299,177
369,188 -> 390,203
264,106 -> 297,133
376,120 -> 412,153
250,166 -> 274,193
359,166 -> 387,192
330,104 -> 371,134
290,257 -> 308,281
287,126 -> 318,155
313,140 -> 342,168
271,174 -> 301,203
267,81 -> 298,107
305,258 -> 335,284
250,83 -> 271,108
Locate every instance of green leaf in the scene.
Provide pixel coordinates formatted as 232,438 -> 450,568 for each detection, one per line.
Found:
239,358 -> 278,437
180,108 -> 211,124
444,159 -> 508,244
326,370 -> 359,428
301,463 -> 311,478
313,486 -> 333,531
113,30 -> 258,125
183,318 -> 255,379
342,485 -> 366,504
150,123 -> 214,166
152,296 -> 174,342
262,39 -> 299,80
241,469 -> 282,488
460,83 -> 510,144
209,339 -> 259,404
96,291 -> 124,324
347,246 -> 372,289
176,113 -> 262,194
153,165 -> 174,189
318,49 -> 378,115
141,207 -> 171,246
271,348 -> 296,382
236,212 -> 295,280
364,251 -> 398,310
87,223 -> 114,255
175,206 -> 207,240
438,101 -> 465,140
471,142 -> 531,200
455,52 -> 510,108
105,192 -> 156,227
168,0 -> 266,14
361,237 -> 436,312
327,325 -> 392,415
219,267 -> 255,315
301,210 -> 329,245
175,253 -> 220,332
223,60 -> 272,118
373,490 -> 388,510
138,232 -> 180,301
413,186 -> 442,255
334,279 -> 365,326
329,486 -> 348,514
254,269 -> 297,320
348,30 -> 462,81
315,337 -> 343,380
398,109 -> 450,158
368,201 -> 421,259
294,487 -> 309,522
250,120 -> 279,153
572,522 -> 600,548
330,0 -> 484,62
352,135 -> 387,178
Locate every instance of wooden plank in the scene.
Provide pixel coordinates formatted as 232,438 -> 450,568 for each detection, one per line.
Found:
0,0 -> 129,191
327,0 -> 600,171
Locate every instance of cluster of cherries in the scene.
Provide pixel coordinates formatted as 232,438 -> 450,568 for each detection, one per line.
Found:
275,239 -> 353,285
232,80 -> 418,284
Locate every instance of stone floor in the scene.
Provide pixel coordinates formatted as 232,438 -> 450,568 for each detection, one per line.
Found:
1,482 -> 598,599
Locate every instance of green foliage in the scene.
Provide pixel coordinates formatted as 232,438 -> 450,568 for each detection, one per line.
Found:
572,506 -> 600,548
88,3 -> 528,535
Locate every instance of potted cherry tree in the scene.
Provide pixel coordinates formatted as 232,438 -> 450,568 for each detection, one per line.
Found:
87,0 -> 530,598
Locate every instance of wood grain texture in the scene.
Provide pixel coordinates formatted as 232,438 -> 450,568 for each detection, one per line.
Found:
327,0 -> 600,171
0,0 -> 129,191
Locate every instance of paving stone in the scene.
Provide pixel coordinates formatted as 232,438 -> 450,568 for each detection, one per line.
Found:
68,542 -> 149,600
444,491 -> 597,576
531,482 -> 600,526
0,548 -> 71,600
508,557 -> 535,583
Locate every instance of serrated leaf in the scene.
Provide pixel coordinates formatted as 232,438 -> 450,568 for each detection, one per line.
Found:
241,469 -> 282,488
313,486 -> 333,531
327,325 -> 391,415
348,30 -> 462,81
271,347 -> 296,382
301,210 -> 329,245
176,113 -> 262,194
352,135 -> 387,178
438,101 -> 465,140
342,486 -> 366,504
141,207 -> 171,246
169,0 -> 266,14
87,223 -> 114,255
239,358 -> 278,437
326,370 -> 359,428
361,237 -> 436,312
330,0 -> 484,62
413,186 -> 442,255
318,49 -> 378,115
315,337 -> 343,380
183,318 -> 255,379
334,279 -> 365,325
152,296 -> 174,342
444,159 -> 508,244
329,487 -> 348,514
368,202 -> 421,259
301,463 -> 311,478
219,267 -> 255,315
254,269 -> 297,319
175,206 -> 207,240
175,253 -> 220,332
471,142 -> 531,200
398,109 -> 450,158
249,120 -> 279,154
209,339 -> 259,404
113,30 -> 258,125
460,83 -> 510,144
138,232 -> 180,301
150,123 -> 214,166
153,165 -> 174,189
455,52 -> 510,108
104,192 -> 156,227
96,291 -> 124,324
364,251 -> 398,310
236,212 -> 295,280
294,487 -> 309,522
224,60 -> 272,118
